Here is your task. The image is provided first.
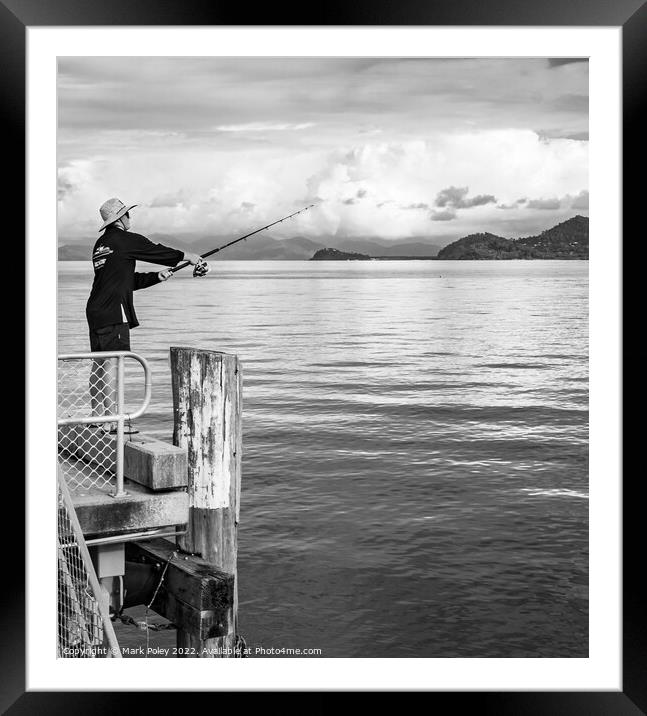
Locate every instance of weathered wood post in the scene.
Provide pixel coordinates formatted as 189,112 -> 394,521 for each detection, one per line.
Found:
170,347 -> 242,657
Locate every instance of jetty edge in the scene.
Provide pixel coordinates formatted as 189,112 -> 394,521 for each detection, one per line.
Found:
58,347 -> 243,658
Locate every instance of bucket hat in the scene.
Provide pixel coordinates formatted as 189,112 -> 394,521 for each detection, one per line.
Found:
98,197 -> 137,231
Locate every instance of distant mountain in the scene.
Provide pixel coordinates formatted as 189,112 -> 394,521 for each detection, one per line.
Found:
148,233 -> 327,260
323,237 -> 442,257
436,216 -> 588,260
311,248 -> 371,261
58,244 -> 91,261
58,233 -> 442,261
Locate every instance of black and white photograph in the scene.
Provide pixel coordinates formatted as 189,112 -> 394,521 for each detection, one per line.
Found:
54,53 -> 593,662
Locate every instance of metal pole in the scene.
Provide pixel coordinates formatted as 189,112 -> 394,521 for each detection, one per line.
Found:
84,529 -> 187,547
114,355 -> 126,498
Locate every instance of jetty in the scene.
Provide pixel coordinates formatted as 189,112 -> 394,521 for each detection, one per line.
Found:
57,347 -> 242,658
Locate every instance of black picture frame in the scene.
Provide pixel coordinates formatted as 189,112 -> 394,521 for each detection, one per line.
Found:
8,0 -> 639,711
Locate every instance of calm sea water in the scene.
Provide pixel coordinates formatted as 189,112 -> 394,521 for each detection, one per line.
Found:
58,259 -> 588,657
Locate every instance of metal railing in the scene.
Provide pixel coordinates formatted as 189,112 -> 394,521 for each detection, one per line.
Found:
58,351 -> 152,497
58,468 -> 121,657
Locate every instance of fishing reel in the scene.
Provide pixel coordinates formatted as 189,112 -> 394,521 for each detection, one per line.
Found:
193,259 -> 210,277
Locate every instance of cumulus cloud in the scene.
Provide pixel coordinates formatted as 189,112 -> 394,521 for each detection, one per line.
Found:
497,190 -> 589,213
56,131 -> 587,240
434,186 -> 497,209
571,189 -> 589,209
434,186 -> 464,208
57,160 -> 98,204
468,194 -> 498,207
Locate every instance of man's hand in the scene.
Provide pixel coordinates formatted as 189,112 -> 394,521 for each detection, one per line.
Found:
158,269 -> 174,282
183,252 -> 203,265
192,258 -> 210,277
177,252 -> 210,276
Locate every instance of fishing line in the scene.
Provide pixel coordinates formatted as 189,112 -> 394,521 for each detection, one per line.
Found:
169,204 -> 316,274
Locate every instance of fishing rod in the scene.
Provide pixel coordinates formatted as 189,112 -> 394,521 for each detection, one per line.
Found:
169,204 -> 316,274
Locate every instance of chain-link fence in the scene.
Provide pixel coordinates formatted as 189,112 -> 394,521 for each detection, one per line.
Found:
57,469 -> 121,658
58,352 -> 151,496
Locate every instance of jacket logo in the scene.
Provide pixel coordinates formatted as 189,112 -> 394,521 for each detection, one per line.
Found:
93,244 -> 113,258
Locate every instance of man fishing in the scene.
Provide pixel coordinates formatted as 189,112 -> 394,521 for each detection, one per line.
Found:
86,199 -> 315,430
86,197 -> 209,430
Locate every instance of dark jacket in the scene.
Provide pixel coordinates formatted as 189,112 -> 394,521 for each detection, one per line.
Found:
86,225 -> 184,330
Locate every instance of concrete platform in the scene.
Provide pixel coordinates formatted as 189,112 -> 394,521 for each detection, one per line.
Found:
71,478 -> 188,537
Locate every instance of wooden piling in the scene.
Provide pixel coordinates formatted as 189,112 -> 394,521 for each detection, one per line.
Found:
170,347 -> 242,657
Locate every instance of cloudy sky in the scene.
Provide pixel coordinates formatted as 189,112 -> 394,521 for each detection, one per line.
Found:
57,57 -> 588,242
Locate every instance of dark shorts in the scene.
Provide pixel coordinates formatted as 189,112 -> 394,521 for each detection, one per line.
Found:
89,322 -> 131,352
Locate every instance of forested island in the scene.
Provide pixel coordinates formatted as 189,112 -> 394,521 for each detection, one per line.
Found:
310,248 -> 371,261
436,216 -> 588,260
